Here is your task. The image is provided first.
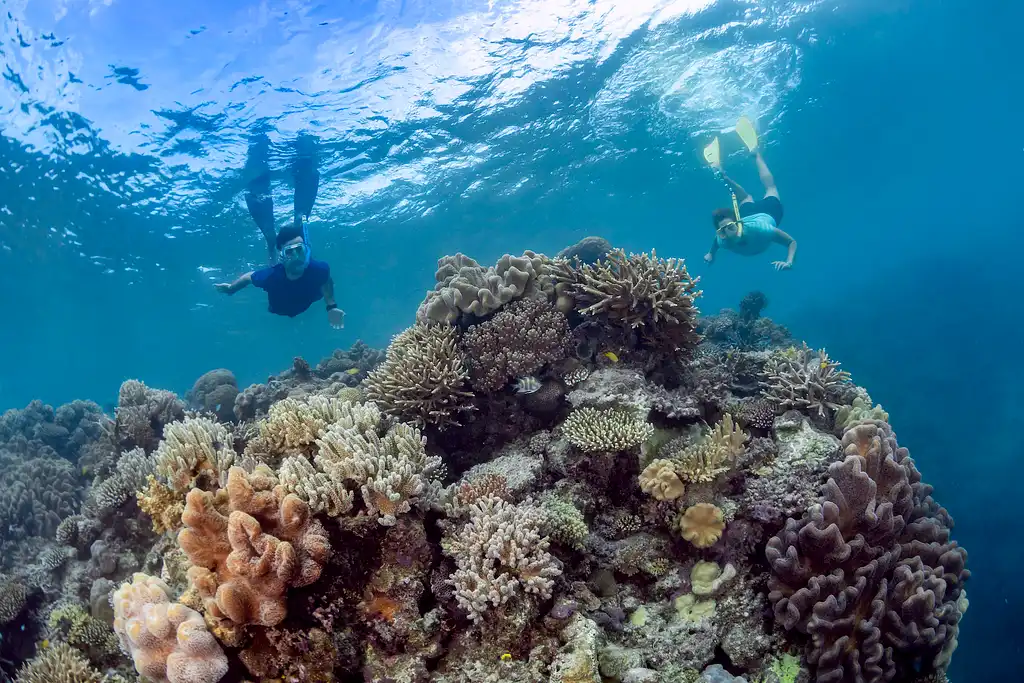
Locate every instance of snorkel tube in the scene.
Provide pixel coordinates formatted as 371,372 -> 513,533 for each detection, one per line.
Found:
730,192 -> 744,238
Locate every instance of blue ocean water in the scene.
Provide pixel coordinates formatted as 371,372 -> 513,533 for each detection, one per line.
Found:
1,0 -> 1021,679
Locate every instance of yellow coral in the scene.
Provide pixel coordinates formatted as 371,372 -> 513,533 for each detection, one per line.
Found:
678,503 -> 725,548
137,476 -> 185,534
671,414 -> 747,483
638,459 -> 685,500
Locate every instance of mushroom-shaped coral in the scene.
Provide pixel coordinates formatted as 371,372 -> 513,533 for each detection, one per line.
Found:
112,573 -> 228,683
561,406 -> 654,452
177,466 -> 331,628
364,323 -> 475,429
678,503 -> 725,548
638,459 -> 685,501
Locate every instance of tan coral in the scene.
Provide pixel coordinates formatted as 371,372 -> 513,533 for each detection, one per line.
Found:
638,459 -> 685,501
258,396 -> 353,456
155,417 -> 235,494
111,573 -> 227,683
678,503 -> 725,548
177,466 -> 331,628
138,475 -> 186,534
561,406 -> 654,452
669,414 -> 747,483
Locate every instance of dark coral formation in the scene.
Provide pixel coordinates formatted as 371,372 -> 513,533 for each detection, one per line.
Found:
462,297 -> 570,392
766,420 -> 968,682
186,369 -> 239,422
700,291 -> 792,352
0,399 -> 108,463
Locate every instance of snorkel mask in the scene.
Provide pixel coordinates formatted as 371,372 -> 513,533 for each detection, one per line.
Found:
281,241 -> 310,268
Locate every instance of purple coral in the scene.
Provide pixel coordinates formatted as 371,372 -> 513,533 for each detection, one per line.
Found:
462,297 -> 569,393
765,420 -> 968,682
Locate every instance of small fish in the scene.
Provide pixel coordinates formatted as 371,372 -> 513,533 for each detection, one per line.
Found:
603,351 -> 620,363
515,376 -> 542,394
40,639 -> 49,649
500,653 -> 512,662
345,368 -> 361,375
820,361 -> 828,369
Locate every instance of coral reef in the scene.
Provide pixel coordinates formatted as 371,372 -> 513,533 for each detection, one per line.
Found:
0,245 -> 968,683
365,323 -> 475,428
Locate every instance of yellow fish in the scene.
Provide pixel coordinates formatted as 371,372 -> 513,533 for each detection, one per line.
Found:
500,653 -> 512,662
40,640 -> 50,649
602,351 -> 620,363
345,368 -> 361,375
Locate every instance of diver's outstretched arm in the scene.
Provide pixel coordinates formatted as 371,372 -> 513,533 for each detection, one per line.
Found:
704,239 -> 720,264
215,272 -> 253,294
753,150 -> 778,199
771,228 -> 796,269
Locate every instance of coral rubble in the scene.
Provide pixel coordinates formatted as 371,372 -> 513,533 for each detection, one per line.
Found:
0,244 -> 967,683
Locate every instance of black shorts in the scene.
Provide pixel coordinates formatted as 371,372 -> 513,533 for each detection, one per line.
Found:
740,196 -> 784,226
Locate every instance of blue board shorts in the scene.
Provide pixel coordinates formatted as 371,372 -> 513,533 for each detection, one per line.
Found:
740,196 -> 784,227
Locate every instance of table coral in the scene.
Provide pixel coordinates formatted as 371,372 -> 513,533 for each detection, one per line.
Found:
112,573 -> 227,683
765,420 -> 968,682
178,466 -> 330,628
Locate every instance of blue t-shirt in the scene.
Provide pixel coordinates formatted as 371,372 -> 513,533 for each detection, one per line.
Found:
717,213 -> 778,256
251,259 -> 331,317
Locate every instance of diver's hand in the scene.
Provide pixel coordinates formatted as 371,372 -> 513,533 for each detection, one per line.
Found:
704,253 -> 714,265
327,307 -> 345,329
772,260 -> 791,271
214,283 -> 234,294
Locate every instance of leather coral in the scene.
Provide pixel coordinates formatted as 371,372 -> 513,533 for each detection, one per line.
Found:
765,420 -> 968,683
178,465 -> 331,629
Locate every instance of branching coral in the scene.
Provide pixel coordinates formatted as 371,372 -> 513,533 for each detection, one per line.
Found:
561,407 -> 654,452
540,498 -> 589,550
462,297 -> 570,392
258,396 -> 352,457
765,420 -> 969,682
678,503 -> 725,548
417,251 -> 551,324
761,344 -> 851,418
553,249 -> 702,358
14,641 -> 101,683
46,601 -> 119,662
85,447 -> 155,518
664,414 -> 748,483
365,323 -> 475,429
112,573 -> 228,683
445,494 -> 561,621
178,467 -> 331,628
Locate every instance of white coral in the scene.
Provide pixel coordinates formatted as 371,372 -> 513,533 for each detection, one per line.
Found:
154,417 -> 233,493
446,494 -> 562,621
561,406 -> 654,452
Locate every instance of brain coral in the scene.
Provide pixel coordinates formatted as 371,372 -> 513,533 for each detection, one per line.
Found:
765,420 -> 968,682
112,573 -> 228,683
178,466 -> 331,628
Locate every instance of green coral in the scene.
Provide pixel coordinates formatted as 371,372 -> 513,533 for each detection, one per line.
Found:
834,395 -> 888,431
768,653 -> 801,683
541,498 -> 589,550
47,602 -> 120,663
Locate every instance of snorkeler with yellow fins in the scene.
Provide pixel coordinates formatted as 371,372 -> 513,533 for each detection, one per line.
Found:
703,117 -> 796,271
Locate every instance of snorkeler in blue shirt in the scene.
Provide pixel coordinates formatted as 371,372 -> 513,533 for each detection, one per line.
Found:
704,142 -> 797,271
214,134 -> 345,329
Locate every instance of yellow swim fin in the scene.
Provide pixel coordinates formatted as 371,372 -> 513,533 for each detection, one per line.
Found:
703,137 -> 721,166
736,116 -> 758,152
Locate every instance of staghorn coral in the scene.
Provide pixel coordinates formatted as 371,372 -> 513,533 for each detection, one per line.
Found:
553,249 -> 702,359
365,323 -> 475,429
561,406 -> 654,452
462,297 -> 570,393
445,494 -> 562,621
765,420 -> 968,682
14,641 -> 101,683
638,459 -> 685,501
115,380 -> 186,452
112,573 -> 228,683
178,466 -> 331,628
417,251 -> 551,324
761,344 -> 852,418
678,503 -> 725,548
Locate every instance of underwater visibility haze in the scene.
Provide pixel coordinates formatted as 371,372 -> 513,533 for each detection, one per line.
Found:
1,0 -> 1022,682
